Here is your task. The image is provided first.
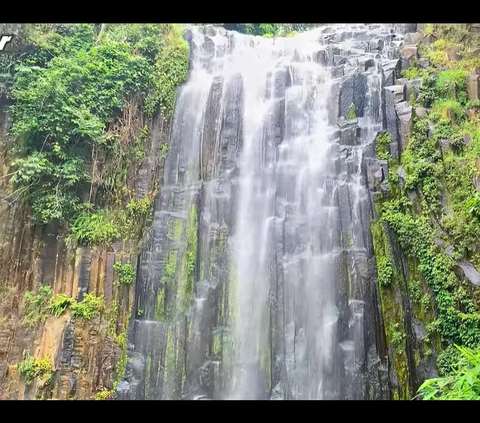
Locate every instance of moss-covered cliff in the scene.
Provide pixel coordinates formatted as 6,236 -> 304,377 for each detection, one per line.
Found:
369,23 -> 480,400
1,22 -> 480,401
0,23 -> 189,400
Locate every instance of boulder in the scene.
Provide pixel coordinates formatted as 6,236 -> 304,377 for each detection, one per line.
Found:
395,101 -> 413,152
204,25 -> 217,37
339,125 -> 361,146
369,38 -> 384,51
408,78 -> 423,100
404,32 -> 423,45
397,165 -> 406,188
358,56 -> 375,72
418,58 -> 430,68
384,87 -> 400,158
385,85 -> 406,103
313,49 -> 327,66
331,66 -> 344,78
365,158 -> 388,191
334,55 -> 347,66
455,260 -> 480,287
382,59 -> 401,86
415,107 -> 427,118
467,73 -> 480,101
446,46 -> 462,61
401,46 -> 418,69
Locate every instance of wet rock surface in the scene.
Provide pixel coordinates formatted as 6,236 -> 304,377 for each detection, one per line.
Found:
117,24 -> 420,401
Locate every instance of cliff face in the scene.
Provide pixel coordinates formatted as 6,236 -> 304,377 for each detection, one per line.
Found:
0,84 -> 171,400
117,23 -> 431,401
0,23 -> 479,401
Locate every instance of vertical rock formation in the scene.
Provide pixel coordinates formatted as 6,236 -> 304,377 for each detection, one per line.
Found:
118,24 -> 420,401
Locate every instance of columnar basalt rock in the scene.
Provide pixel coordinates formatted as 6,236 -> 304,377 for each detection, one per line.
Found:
114,24 -> 426,401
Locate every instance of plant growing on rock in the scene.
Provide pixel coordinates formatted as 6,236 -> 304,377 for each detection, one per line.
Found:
72,293 -> 104,319
416,345 -> 480,400
348,102 -> 356,120
17,352 -> 54,386
113,261 -> 136,285
22,285 -> 53,326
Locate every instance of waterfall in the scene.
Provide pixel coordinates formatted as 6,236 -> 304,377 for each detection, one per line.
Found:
118,23 -> 408,400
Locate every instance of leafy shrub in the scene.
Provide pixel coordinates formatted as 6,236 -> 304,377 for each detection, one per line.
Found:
376,131 -> 392,161
48,293 -> 76,317
70,209 -> 120,246
8,24 -> 188,225
435,69 -> 468,103
22,285 -> 53,326
430,99 -> 464,123
465,193 -> 480,219
417,345 -> 480,400
377,256 -> 394,287
113,261 -> 136,285
17,352 -> 54,386
71,293 -> 104,319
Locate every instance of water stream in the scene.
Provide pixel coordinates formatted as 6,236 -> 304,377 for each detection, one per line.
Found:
119,23 -> 409,400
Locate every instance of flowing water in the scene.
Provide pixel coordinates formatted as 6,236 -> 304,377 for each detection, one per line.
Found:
119,23 -> 411,400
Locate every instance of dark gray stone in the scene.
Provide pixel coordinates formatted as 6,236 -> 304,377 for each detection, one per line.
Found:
358,56 -> 375,72
313,49 -> 327,66
456,260 -> 480,286
339,125 -> 361,146
382,59 -> 401,87
334,55 -> 347,66
395,101 -> 413,152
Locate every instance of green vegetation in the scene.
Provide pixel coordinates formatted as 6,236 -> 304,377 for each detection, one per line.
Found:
371,24 -> 480,399
48,293 -> 76,317
348,102 -> 356,120
71,293 -> 104,319
5,24 -> 188,246
113,331 -> 127,391
22,285 -> 53,326
17,352 -> 54,386
113,261 -> 136,285
231,23 -> 315,38
23,287 -> 104,324
376,131 -> 392,161
417,345 -> 480,400
377,256 -> 394,287
94,389 -> 115,400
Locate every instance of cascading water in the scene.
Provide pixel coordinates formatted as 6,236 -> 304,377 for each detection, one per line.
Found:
118,23 -> 411,400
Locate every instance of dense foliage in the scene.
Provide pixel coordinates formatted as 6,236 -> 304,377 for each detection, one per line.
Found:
4,24 -> 188,243
417,345 -> 480,400
371,23 -> 480,399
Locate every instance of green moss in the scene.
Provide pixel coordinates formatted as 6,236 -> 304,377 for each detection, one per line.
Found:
167,218 -> 183,240
370,216 -> 410,399
164,325 -> 177,389
113,331 -> 127,391
154,288 -> 165,321
348,102 -> 356,120
94,390 -> 115,400
165,250 -> 177,278
144,354 -> 151,398
212,332 -> 222,356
